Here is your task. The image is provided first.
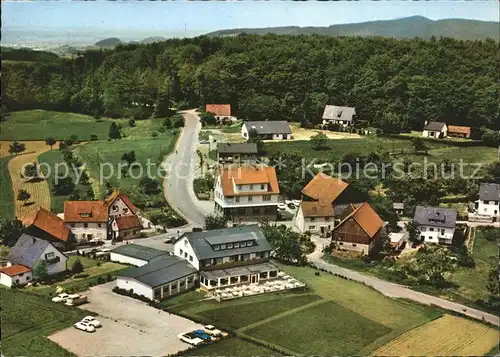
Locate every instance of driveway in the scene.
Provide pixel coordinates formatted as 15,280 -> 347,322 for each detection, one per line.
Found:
163,110 -> 213,227
307,235 -> 500,327
49,283 -> 204,356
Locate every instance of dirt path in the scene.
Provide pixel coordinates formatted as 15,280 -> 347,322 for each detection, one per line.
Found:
7,143 -> 52,223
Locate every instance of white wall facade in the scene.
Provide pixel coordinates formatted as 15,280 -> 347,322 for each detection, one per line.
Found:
214,176 -> 279,209
67,222 -> 107,242
241,125 -> 290,140
173,237 -> 200,270
117,273 -> 198,301
110,252 -> 148,267
0,271 -> 33,287
295,207 -> 334,234
422,127 -> 447,138
108,197 -> 134,218
116,277 -> 154,300
478,200 -> 500,217
322,119 -> 353,127
37,244 -> 68,275
418,225 -> 455,244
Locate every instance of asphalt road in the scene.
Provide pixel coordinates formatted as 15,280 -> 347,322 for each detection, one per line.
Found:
308,235 -> 500,327
163,110 -> 206,227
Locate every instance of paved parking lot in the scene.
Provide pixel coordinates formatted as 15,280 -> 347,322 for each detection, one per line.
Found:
49,283 -> 204,356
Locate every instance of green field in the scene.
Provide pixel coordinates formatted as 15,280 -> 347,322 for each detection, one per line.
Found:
181,337 -> 279,356
168,264 -> 443,356
0,110 -> 128,141
1,288 -> 86,357
0,156 -> 15,219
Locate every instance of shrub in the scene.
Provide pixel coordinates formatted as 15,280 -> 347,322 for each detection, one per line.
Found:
71,258 -> 84,274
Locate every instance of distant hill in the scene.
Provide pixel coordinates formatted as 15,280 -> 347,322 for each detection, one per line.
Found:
141,36 -> 167,44
206,16 -> 499,41
94,37 -> 122,48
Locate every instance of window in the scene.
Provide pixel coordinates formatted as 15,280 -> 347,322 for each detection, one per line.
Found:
248,196 -> 253,202
420,235 -> 425,240
429,227 -> 434,232
310,217 -> 315,222
179,249 -> 184,255
309,225 -> 316,230
187,276 -> 194,283
179,280 -> 185,287
420,227 -> 426,231
83,223 -> 88,228
213,245 -> 220,251
441,229 -> 445,235
97,223 -> 102,228
189,255 -> 193,262
246,240 -> 254,246
227,243 -> 233,249
70,223 -> 75,228
184,239 -> 188,246
325,217 -> 330,221
339,242 -> 343,245
236,196 -> 240,203
240,241 -> 247,247
26,276 -> 30,281
250,184 -> 254,189
124,232 -> 129,237
221,244 -> 226,250
123,208 -> 129,213
45,252 -> 55,260
113,205 -> 118,211
237,185 -> 242,190
19,273 -> 24,277
352,244 -> 357,247
263,195 -> 271,201
184,252 -> 188,258
261,184 -> 265,190
234,242 -> 240,248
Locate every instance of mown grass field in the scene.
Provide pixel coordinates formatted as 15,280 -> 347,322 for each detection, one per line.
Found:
163,264 -> 499,356
371,314 -> 499,356
181,337 -> 279,356
1,288 -> 86,357
0,156 -> 15,219
0,110 -> 128,141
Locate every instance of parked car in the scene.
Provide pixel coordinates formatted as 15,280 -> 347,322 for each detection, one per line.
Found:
277,203 -> 287,210
65,294 -> 88,306
287,202 -> 296,210
74,321 -> 96,333
164,236 -> 176,244
177,332 -> 204,346
192,329 -> 213,342
51,293 -> 69,303
204,325 -> 225,337
81,316 -> 102,328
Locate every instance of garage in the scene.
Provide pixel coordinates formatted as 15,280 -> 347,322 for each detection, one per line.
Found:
110,243 -> 168,266
116,255 -> 199,300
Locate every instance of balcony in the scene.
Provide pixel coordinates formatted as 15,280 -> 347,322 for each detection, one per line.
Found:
46,256 -> 61,265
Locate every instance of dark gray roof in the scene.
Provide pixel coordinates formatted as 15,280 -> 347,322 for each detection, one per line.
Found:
243,121 -> 292,135
423,121 -> 446,131
413,206 -> 457,229
179,225 -> 272,260
479,183 -> 500,201
111,243 -> 168,262
322,105 -> 356,122
217,143 -> 258,154
7,234 -> 51,268
118,255 -> 197,288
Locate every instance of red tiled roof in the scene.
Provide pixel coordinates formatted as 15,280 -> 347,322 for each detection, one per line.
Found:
0,265 -> 31,277
335,202 -> 383,239
206,104 -> 231,117
105,191 -> 137,214
26,207 -> 70,242
300,201 -> 334,217
447,125 -> 471,135
64,201 -> 108,223
115,215 -> 142,230
301,173 -> 349,203
220,166 -> 279,196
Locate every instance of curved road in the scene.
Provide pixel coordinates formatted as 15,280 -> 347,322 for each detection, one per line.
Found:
308,236 -> 500,327
163,110 -> 208,227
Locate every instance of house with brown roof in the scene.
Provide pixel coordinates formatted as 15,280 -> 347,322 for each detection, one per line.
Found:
205,104 -> 236,123
24,207 -> 72,250
295,173 -> 351,235
105,191 -> 138,218
214,165 -> 280,222
64,200 -> 109,243
331,202 -> 384,255
447,125 -> 471,139
111,215 -> 143,240
106,191 -> 143,240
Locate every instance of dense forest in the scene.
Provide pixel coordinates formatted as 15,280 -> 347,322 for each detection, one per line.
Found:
2,34 -> 499,131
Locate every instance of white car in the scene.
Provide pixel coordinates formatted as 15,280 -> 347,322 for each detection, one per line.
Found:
177,332 -> 204,346
74,321 -> 96,333
277,203 -> 287,210
81,316 -> 102,328
51,293 -> 69,303
204,325 -> 223,337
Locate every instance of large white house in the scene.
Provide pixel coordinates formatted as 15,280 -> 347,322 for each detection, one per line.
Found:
413,206 -> 457,245
214,165 -> 280,222
241,121 -> 292,140
173,225 -> 277,290
476,183 -> 500,219
64,200 -> 108,242
1,234 -> 68,287
322,105 -> 356,126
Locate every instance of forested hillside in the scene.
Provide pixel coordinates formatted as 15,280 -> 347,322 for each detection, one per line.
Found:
2,34 -> 499,131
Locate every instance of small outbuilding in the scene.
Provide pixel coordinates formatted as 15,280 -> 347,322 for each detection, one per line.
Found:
110,243 -> 169,267
388,232 -> 408,251
422,121 -> 447,138
393,202 -> 405,216
447,125 -> 471,139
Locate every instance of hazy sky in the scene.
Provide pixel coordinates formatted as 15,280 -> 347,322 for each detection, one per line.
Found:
2,0 -> 499,42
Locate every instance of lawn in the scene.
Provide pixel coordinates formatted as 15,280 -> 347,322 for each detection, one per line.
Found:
1,288 -> 86,357
0,156 -> 15,219
67,255 -> 100,269
246,301 -> 391,355
0,110 -> 128,141
180,337 -> 279,356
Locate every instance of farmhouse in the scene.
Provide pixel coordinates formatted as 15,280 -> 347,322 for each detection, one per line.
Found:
447,125 -> 471,139
205,104 -> 236,122
1,234 -> 68,287
24,207 -> 72,250
173,225 -> 277,290
110,243 -> 169,267
476,183 -> 499,219
322,105 -> 356,126
217,142 -> 258,166
214,165 -> 280,222
111,215 -> 143,240
64,200 -> 108,242
331,202 -> 384,255
422,121 -> 447,138
413,206 -> 457,245
241,121 -> 292,140
116,255 -> 198,301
